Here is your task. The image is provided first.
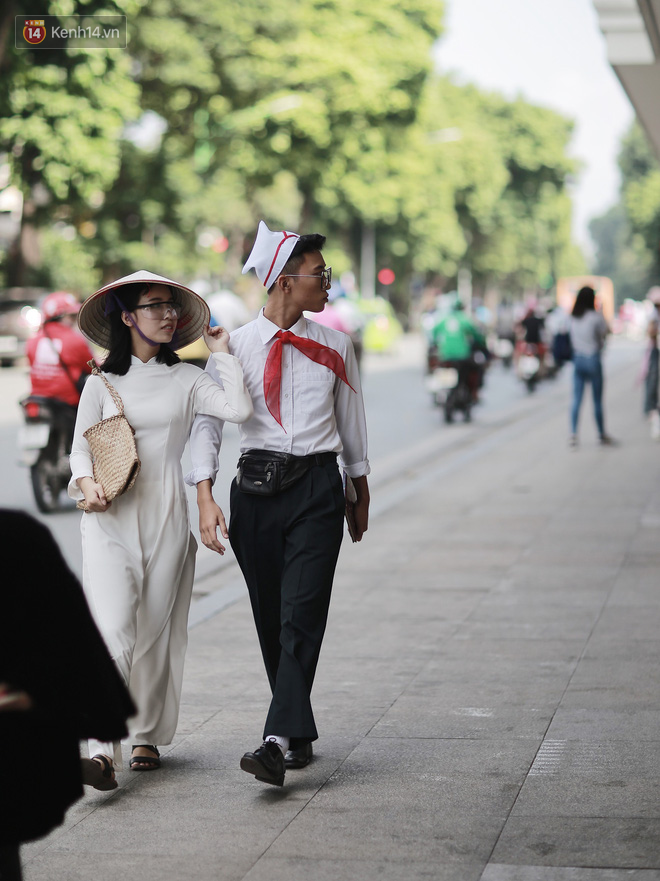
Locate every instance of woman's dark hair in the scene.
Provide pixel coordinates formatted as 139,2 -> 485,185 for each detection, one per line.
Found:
101,283 -> 181,375
268,233 -> 327,294
572,286 -> 596,318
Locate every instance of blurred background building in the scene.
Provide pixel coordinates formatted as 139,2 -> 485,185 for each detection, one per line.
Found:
593,0 -> 660,154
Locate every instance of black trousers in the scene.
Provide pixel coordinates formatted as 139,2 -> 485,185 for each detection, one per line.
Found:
228,459 -> 345,747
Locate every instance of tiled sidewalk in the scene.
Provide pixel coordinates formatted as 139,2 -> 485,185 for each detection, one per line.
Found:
23,348 -> 660,881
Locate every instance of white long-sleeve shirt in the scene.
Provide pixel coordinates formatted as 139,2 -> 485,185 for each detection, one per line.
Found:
186,309 -> 370,486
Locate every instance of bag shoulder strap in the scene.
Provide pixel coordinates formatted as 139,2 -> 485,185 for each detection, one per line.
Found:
88,360 -> 125,416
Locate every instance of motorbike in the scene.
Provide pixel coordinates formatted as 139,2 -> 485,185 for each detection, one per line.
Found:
426,346 -> 473,423
516,343 -> 543,393
18,396 -> 76,512
492,335 -> 515,368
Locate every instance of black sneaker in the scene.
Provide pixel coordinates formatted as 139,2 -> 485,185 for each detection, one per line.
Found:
240,740 -> 285,787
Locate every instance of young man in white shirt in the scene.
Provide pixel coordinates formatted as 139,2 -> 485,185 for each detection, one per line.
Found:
187,222 -> 370,787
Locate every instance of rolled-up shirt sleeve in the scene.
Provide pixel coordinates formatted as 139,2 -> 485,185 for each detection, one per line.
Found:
185,414 -> 224,486
335,337 -> 370,478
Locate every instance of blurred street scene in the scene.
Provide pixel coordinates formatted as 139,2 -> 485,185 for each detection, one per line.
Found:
3,0 -> 660,877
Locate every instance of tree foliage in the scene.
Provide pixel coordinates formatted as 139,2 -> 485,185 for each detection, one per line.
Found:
590,122 -> 660,303
589,203 -> 652,303
0,0 -> 583,307
404,80 -> 584,295
0,0 -> 140,287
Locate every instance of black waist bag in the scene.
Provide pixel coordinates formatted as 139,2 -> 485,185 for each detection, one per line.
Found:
237,450 -> 316,496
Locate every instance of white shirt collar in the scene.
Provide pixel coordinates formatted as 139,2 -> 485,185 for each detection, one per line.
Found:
257,308 -> 308,344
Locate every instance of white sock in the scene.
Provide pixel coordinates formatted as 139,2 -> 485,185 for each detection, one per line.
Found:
265,735 -> 289,755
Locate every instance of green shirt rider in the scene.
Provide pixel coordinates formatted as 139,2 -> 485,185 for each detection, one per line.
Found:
431,301 -> 485,361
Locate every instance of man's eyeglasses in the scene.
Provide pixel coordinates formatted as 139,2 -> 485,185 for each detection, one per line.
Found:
283,267 -> 332,289
133,301 -> 182,319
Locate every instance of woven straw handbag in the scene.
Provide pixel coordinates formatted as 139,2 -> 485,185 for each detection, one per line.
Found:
76,365 -> 141,512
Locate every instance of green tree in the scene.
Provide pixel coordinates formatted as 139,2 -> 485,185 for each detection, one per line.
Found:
460,90 -> 583,294
0,0 -> 140,289
1,0 -> 584,311
111,0 -> 444,286
588,122 -> 660,304
358,78 -> 584,302
620,122 -> 660,282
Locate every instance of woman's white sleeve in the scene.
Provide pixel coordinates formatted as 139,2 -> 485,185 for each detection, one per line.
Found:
193,352 -> 253,424
67,377 -> 103,499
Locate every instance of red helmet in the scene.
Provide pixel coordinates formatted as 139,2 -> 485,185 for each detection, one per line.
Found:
41,292 -> 81,322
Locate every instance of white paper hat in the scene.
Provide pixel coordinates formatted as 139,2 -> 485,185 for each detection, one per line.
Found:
242,221 -> 300,287
78,270 -> 210,351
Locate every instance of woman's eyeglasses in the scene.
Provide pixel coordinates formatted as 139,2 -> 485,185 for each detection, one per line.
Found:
133,301 -> 182,319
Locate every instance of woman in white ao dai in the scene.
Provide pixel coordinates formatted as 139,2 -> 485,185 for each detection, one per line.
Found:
69,273 -> 252,780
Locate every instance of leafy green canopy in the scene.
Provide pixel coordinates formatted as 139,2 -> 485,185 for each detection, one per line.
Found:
590,122 -> 660,303
0,0 -> 140,288
0,0 -> 583,304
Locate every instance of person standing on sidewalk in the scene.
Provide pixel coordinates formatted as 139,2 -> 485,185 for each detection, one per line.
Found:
568,285 -> 613,447
69,271 -> 252,778
187,221 -> 370,787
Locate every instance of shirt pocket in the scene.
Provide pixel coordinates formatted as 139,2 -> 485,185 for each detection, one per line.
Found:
297,371 -> 335,418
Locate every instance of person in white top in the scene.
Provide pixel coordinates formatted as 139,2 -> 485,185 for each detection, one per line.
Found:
69,270 -> 252,779
568,285 -> 612,447
187,222 -> 370,787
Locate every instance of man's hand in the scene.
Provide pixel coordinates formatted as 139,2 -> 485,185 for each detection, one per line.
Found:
197,479 -> 228,554
351,475 -> 370,542
203,324 -> 230,354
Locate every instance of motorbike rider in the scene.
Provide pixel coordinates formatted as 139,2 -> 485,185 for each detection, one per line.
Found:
20,293 -> 93,512
26,292 -> 94,449
515,305 -> 547,367
27,292 -> 93,408
430,299 -> 486,402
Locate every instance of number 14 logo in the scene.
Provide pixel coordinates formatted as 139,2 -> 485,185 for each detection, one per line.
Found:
23,19 -> 46,44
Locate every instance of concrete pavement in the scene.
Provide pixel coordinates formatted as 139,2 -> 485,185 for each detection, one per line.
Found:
21,343 -> 660,881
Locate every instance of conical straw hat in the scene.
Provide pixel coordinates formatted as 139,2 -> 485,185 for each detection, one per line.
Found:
78,270 -> 210,350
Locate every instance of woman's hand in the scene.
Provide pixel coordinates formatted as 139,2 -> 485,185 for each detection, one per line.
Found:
78,477 -> 111,513
203,325 -> 230,355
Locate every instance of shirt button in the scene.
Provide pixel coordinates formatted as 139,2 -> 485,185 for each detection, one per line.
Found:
285,394 -> 289,398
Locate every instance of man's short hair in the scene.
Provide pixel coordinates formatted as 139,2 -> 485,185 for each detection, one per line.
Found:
268,233 -> 326,293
